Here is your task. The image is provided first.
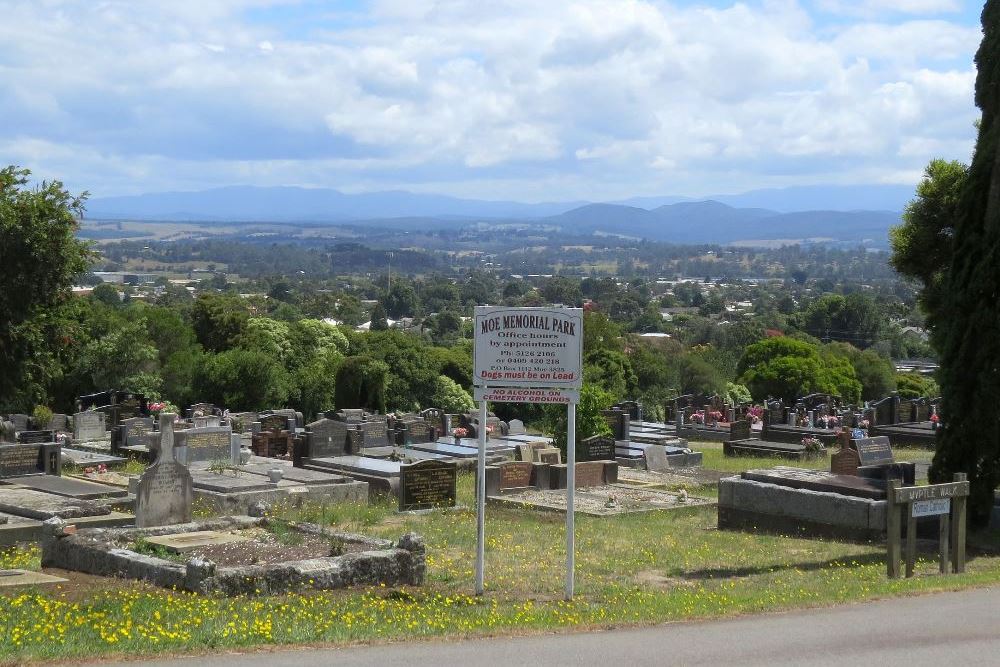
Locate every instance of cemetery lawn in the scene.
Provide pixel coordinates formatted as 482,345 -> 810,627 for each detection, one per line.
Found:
2,468 -> 999,664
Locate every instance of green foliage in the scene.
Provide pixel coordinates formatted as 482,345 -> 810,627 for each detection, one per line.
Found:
292,350 -> 343,420
931,0 -> 1000,527
195,348 -> 292,411
90,283 -> 121,306
737,337 -> 861,403
370,302 -> 389,331
583,311 -> 624,355
583,349 -> 636,399
80,320 -> 158,391
430,375 -> 475,413
31,405 -> 53,430
0,166 -> 92,410
334,356 -> 389,413
383,281 -> 419,318
890,158 -> 967,315
550,384 -> 615,460
896,373 -> 939,399
238,317 -> 293,362
191,293 -> 249,352
724,382 -> 752,405
822,342 -> 897,400
799,293 -> 884,348
677,353 -> 726,396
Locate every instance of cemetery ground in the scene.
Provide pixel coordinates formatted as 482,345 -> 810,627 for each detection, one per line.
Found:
2,443 -> 1000,665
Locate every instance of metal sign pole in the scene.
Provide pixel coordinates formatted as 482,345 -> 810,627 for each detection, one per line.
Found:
475,397 -> 487,595
565,400 -> 576,600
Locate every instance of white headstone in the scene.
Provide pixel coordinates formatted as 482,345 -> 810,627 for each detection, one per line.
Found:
73,411 -> 106,441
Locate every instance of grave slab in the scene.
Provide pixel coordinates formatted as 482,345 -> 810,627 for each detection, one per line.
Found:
60,448 -> 127,468
236,463 -> 352,485
145,530 -> 251,554
6,475 -> 128,500
0,488 -> 111,520
0,570 -> 68,587
189,470 -> 276,493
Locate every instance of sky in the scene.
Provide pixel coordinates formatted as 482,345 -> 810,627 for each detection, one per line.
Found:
0,0 -> 986,201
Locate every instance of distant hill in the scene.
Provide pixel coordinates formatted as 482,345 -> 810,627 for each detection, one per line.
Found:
546,201 -> 900,246
86,186 -> 583,222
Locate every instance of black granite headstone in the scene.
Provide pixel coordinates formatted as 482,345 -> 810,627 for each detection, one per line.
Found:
398,459 -> 457,511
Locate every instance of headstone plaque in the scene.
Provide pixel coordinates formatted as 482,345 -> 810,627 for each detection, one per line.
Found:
176,426 -> 232,463
854,436 -> 894,466
507,419 -> 526,435
399,459 -> 457,511
73,411 -> 106,441
135,414 -> 193,528
404,420 -> 434,444
121,417 -> 154,447
0,444 -> 48,477
499,461 -> 533,490
16,431 -> 54,445
582,435 -> 614,462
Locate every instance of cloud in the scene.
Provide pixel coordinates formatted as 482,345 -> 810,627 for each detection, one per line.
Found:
0,0 -> 982,200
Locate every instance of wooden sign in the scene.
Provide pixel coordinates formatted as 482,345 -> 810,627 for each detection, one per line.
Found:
887,474 -> 968,579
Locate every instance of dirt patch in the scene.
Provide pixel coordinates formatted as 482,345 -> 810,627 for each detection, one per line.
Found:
635,569 -> 695,590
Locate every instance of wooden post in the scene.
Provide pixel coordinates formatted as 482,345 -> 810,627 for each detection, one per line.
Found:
887,479 -> 901,578
952,473 -> 967,574
939,512 -> 950,574
905,507 -> 917,578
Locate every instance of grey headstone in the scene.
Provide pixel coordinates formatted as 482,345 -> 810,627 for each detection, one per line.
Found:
306,419 -> 350,458
135,414 -> 193,528
507,419 -> 526,435
121,417 -> 154,447
10,414 -> 30,432
175,426 -> 232,464
360,418 -> 391,448
643,445 -> 670,472
73,411 -> 106,441
48,414 -> 69,432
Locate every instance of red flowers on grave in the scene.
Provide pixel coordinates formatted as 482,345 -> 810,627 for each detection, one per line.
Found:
451,427 -> 468,438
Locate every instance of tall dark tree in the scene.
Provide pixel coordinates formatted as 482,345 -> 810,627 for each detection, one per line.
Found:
931,1 -> 1000,527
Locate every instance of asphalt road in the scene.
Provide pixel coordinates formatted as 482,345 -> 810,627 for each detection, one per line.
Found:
98,587 -> 1000,667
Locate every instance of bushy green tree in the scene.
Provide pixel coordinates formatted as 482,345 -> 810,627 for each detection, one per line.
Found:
196,348 -> 292,410
334,356 -> 389,413
370,302 -> 389,331
550,384 -> 615,461
430,375 -> 475,413
823,342 -> 897,400
191,293 -> 249,352
896,372 -> 940,399
0,166 -> 92,410
737,337 -> 861,402
238,317 -> 293,362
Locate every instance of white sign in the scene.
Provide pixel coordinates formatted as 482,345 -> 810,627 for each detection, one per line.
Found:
474,387 -> 580,404
473,306 -> 583,389
912,498 -> 951,517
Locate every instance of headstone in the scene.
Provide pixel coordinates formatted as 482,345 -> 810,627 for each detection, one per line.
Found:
192,416 -> 221,428
360,419 -> 391,448
399,459 -> 457,511
729,420 -> 752,442
831,447 -> 861,476
73,411 -> 106,441
10,414 -> 30,432
259,413 -> 289,432
135,414 -> 193,528
48,414 -> 69,432
0,443 -> 60,477
575,461 -> 606,488
854,436 -> 894,467
187,402 -> 215,418
403,420 -> 434,444
305,419 -> 350,458
536,448 -> 561,465
581,435 -> 615,462
498,461 -> 534,490
121,417 -> 154,447
334,409 -> 365,423
643,445 -> 670,472
507,419 -> 526,435
175,426 -> 232,464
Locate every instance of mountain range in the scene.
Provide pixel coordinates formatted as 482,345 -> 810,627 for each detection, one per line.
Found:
86,183 -> 910,246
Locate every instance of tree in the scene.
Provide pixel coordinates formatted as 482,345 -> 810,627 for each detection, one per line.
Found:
369,302 -> 389,331
889,159 -> 967,316
823,342 -> 897,400
549,384 -> 615,461
383,281 -> 419,318
195,348 -> 292,411
79,320 -> 159,392
191,293 -> 249,352
896,373 -> 939,399
930,0 -> 1000,527
430,375 -> 475,413
736,337 -> 861,403
334,356 -> 389,413
0,166 -> 92,410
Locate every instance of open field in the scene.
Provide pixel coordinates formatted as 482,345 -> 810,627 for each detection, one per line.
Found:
0,445 -> 996,665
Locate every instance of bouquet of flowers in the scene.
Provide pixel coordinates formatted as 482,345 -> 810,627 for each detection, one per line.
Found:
690,411 -> 705,424
801,436 -> 824,453
451,427 -> 468,439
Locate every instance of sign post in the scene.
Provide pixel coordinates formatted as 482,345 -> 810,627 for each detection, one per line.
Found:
886,473 -> 969,578
473,306 -> 583,600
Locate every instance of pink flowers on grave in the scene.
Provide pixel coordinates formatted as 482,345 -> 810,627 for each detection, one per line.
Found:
930,414 -> 940,423
707,410 -> 724,423
690,411 -> 705,424
801,436 -> 823,452
148,401 -> 166,415
451,427 -> 468,438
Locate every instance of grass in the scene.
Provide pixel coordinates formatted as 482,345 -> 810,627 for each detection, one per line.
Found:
1,446 -> 997,664
695,441 -> 935,474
